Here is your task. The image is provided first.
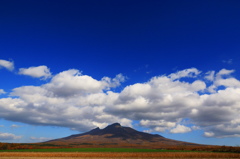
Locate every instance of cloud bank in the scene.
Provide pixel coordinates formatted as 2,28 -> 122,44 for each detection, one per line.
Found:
0,65 -> 240,138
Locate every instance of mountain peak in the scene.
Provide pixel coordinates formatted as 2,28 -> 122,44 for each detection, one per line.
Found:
106,123 -> 121,128
45,123 -> 201,148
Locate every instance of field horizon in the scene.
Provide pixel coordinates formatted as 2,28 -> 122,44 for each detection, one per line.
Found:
1,123 -> 240,153
1,151 -> 240,158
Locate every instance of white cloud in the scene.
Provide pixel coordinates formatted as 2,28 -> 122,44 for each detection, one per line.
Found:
0,59 -> 14,71
0,69 -> 130,132
19,65 -> 52,79
170,125 -> 192,133
202,122 -> 240,138
107,68 -> 240,137
0,132 -> 22,140
44,69 -> 125,97
1,67 -> 240,138
140,120 -> 176,132
108,71 -> 205,122
216,68 -> 234,77
0,89 -> 6,95
204,132 -> 215,137
102,73 -> 126,88
215,78 -> 240,88
168,68 -> 201,80
0,125 -> 4,127
44,69 -> 106,97
206,69 -> 240,92
205,71 -> 215,81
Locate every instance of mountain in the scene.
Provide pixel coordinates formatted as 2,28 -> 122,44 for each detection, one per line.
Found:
44,123 -> 200,148
65,123 -> 163,141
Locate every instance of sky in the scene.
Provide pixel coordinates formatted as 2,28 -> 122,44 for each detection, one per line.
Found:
0,0 -> 240,146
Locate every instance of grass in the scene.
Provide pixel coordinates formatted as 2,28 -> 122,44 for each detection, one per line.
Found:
0,147 -> 191,152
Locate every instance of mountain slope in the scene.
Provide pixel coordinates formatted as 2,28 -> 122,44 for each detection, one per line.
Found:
44,123 -> 200,148
65,123 -> 162,141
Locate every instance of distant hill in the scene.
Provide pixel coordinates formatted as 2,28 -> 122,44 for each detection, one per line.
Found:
44,123 -> 200,149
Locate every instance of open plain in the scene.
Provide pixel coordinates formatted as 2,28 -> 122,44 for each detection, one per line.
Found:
1,152 -> 240,158
1,157 -> 239,159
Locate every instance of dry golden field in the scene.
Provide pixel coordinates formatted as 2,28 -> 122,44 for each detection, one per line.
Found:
0,152 -> 240,158
0,158 -> 239,159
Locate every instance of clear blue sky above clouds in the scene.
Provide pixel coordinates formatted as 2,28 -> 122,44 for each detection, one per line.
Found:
1,0 -> 240,146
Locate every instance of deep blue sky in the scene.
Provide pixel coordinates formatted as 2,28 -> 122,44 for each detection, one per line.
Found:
1,0 -> 240,146
1,0 -> 240,76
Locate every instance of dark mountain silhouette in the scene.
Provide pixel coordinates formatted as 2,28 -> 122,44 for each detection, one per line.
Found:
45,123 -> 200,148
65,123 -> 162,141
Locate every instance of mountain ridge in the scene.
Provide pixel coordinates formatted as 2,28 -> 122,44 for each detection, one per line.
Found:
63,123 -> 163,141
44,123 -> 200,148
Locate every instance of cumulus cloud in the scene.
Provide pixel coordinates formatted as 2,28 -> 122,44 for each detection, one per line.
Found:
168,68 -> 201,80
204,132 -> 215,137
170,125 -> 192,133
0,59 -> 14,71
0,67 -> 240,138
43,69 -> 125,97
140,120 -> 176,132
0,132 -> 22,140
107,71 -> 206,123
102,73 -> 126,88
216,69 -> 234,77
19,65 -> 52,79
207,69 -> 239,92
0,69 -> 130,131
44,69 -> 104,97
0,89 -> 6,95
205,71 -> 215,81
